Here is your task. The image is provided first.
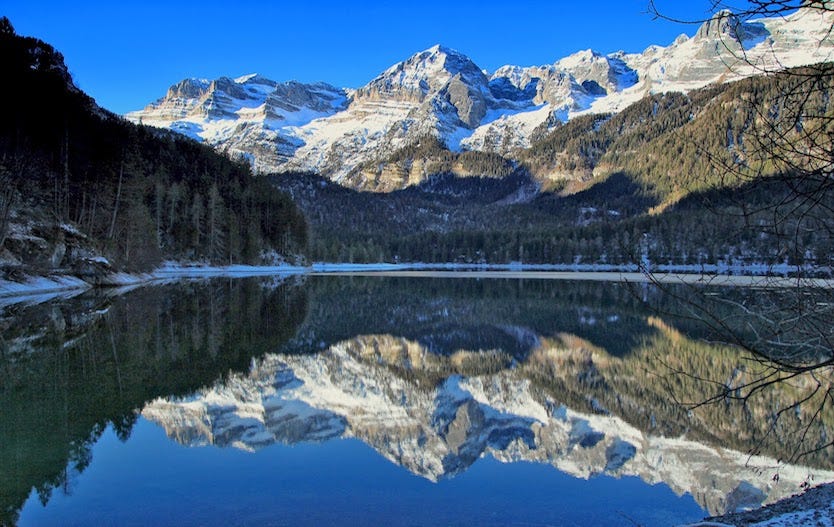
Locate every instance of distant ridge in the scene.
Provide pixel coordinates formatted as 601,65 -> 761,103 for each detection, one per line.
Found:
126,8 -> 834,190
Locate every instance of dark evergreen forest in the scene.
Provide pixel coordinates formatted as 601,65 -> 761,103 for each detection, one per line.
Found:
0,19 -> 306,273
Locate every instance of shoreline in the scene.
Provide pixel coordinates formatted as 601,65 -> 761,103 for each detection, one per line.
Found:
681,481 -> 834,527
3,262 -> 833,304
309,268 -> 834,287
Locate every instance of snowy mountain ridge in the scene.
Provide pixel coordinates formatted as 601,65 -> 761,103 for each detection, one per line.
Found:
128,75 -> 349,172
126,8 -> 834,188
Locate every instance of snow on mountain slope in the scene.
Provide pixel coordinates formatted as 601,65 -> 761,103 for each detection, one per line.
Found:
125,75 -> 348,172
557,49 -> 639,94
126,7 -> 834,187
142,334 -> 834,516
282,45 -> 519,181
587,8 -> 834,115
474,8 -> 834,146
462,64 -> 595,152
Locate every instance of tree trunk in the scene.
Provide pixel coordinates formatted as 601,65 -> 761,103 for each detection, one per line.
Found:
108,159 -> 124,240
0,185 -> 13,249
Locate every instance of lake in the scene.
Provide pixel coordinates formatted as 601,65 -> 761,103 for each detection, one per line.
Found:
2,274 -> 832,526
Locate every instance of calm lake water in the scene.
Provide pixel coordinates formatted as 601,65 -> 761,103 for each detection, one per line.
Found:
2,275 -> 832,526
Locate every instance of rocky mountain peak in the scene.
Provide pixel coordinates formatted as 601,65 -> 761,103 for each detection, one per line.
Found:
268,80 -> 347,113
166,78 -> 211,100
673,33 -> 690,46
415,44 -> 476,70
695,9 -> 738,39
694,9 -> 768,44
426,44 -> 483,76
234,72 -> 268,84
206,76 -> 251,101
354,44 -> 487,104
636,9 -> 772,88
559,48 -> 602,65
557,49 -> 638,95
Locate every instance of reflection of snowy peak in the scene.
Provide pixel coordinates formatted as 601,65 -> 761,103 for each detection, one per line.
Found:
142,334 -> 834,516
127,8 -> 834,187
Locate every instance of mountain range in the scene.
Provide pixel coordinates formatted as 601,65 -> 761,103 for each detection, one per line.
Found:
126,8 -> 834,190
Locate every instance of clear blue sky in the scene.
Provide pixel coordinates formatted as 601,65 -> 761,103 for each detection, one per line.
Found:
4,1 -> 758,114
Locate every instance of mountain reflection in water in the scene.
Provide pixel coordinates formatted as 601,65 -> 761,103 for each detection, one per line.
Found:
3,275 -> 833,526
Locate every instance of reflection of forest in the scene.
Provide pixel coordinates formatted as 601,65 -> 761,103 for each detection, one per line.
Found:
284,276 -> 834,471
0,279 -> 308,526
281,276 -> 666,358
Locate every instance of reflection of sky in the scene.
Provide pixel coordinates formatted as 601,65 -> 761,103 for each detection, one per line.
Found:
19,419 -> 704,527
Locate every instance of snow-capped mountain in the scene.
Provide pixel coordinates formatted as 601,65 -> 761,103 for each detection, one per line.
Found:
126,8 -> 834,188
279,45 -> 515,180
142,334 -> 834,516
126,75 -> 348,172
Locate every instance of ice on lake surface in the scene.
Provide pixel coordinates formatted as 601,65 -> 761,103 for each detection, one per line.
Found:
3,275 -> 832,526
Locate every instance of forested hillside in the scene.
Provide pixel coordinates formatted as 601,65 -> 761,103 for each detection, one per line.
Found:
0,19 -> 306,275
524,64 -> 834,202
350,63 -> 833,202
276,62 -> 834,272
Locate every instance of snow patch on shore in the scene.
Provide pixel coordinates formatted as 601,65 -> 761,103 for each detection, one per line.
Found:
683,482 -> 834,527
155,261 -> 307,277
3,260 -> 832,307
0,275 -> 90,299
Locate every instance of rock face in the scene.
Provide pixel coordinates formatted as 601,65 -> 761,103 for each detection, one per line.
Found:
556,50 -> 638,96
126,8 -> 834,188
621,10 -> 771,91
142,334 -> 834,516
